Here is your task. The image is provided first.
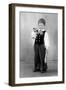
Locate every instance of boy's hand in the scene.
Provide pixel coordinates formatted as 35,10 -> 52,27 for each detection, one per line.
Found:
32,32 -> 37,39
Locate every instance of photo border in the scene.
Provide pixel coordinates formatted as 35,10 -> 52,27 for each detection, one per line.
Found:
9,3 -> 64,86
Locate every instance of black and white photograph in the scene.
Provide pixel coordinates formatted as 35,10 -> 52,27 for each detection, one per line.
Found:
9,4 -> 64,86
19,12 -> 58,77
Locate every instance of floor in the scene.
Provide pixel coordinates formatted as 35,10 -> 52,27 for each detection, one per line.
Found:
20,60 -> 58,78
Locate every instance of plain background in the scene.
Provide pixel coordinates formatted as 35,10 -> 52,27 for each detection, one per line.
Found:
0,0 -> 66,90
20,13 -> 58,63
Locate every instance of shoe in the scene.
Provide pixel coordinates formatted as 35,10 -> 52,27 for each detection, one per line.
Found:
33,69 -> 37,72
40,67 -> 44,73
40,70 -> 44,73
37,68 -> 40,71
33,68 -> 40,72
44,63 -> 48,71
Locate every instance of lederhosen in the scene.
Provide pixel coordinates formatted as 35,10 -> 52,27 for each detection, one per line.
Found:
34,31 -> 46,71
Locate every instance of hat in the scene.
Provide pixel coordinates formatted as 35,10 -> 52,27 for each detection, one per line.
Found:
38,18 -> 46,25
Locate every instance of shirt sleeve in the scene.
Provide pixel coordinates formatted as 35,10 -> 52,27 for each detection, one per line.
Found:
44,32 -> 49,49
31,31 -> 36,45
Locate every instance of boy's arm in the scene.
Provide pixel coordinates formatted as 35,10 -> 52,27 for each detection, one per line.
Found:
44,32 -> 49,63
31,31 -> 36,45
44,32 -> 49,50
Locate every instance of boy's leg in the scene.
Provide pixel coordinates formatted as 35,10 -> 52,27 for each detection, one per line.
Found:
34,44 -> 39,71
44,50 -> 48,71
39,44 -> 46,73
37,52 -> 40,70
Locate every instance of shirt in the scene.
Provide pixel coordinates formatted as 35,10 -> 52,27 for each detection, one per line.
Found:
31,29 -> 49,49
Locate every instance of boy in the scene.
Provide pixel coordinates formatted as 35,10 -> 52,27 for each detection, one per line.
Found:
32,18 -> 49,73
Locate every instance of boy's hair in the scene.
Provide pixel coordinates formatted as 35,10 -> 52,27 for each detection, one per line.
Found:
38,18 -> 46,25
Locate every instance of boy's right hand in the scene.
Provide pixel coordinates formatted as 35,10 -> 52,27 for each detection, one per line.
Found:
34,32 -> 37,38
32,31 -> 37,39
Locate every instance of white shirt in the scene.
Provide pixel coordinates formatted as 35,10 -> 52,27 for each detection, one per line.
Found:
31,29 -> 49,50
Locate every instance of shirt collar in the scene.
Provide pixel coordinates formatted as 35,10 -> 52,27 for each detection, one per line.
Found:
39,29 -> 45,31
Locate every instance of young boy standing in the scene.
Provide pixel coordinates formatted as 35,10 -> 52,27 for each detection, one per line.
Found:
32,18 -> 49,73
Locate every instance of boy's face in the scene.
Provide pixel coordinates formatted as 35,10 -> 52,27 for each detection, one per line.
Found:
38,23 -> 45,30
